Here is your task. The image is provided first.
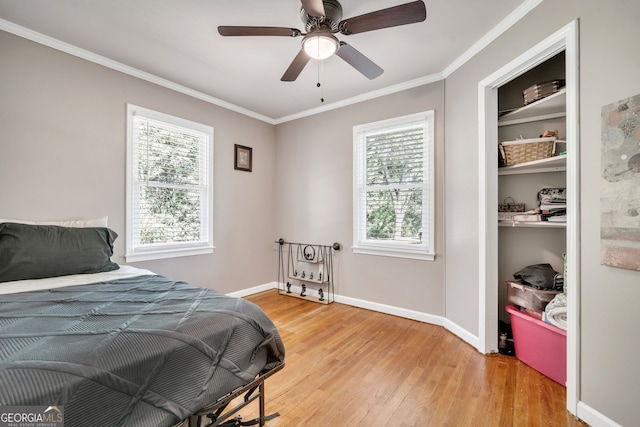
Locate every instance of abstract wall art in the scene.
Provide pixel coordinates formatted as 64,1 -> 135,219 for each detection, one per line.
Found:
601,93 -> 640,270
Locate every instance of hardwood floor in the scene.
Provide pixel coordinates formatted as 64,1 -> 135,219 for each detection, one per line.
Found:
231,290 -> 587,426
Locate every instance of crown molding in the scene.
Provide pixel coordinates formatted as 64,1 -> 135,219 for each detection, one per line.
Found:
273,72 -> 443,124
0,18 -> 277,124
1,0 -> 543,124
442,0 -> 544,78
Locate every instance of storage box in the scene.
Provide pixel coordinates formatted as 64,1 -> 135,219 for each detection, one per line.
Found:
523,80 -> 565,105
500,137 -> 556,166
511,212 -> 542,224
506,305 -> 566,385
498,211 -> 519,222
506,281 -> 560,311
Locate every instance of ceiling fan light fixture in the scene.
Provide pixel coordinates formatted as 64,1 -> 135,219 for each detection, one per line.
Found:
302,33 -> 339,60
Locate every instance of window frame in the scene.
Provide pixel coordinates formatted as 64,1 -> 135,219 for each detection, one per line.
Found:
125,104 -> 214,262
352,111 -> 435,261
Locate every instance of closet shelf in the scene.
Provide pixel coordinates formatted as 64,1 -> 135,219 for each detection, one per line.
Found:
499,221 -> 566,229
499,154 -> 566,175
498,88 -> 566,126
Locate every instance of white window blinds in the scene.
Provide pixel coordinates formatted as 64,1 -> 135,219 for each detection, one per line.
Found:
126,105 -> 213,262
353,111 -> 434,260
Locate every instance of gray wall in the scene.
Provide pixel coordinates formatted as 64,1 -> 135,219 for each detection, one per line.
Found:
274,83 -> 446,315
0,30 -> 278,294
444,0 -> 640,425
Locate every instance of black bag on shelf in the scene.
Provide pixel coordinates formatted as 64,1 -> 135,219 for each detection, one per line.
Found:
513,263 -> 563,290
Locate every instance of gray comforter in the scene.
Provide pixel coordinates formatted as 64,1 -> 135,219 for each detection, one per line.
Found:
0,274 -> 285,426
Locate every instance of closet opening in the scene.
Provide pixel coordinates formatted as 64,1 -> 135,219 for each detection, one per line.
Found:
477,20 -> 579,414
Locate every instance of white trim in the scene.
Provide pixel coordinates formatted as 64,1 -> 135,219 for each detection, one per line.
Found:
0,0 -> 540,124
443,318 -> 481,350
442,0 -> 544,78
335,294 -> 444,325
564,19 -> 581,415
0,19 -> 275,124
231,281 -> 480,349
477,20 -> 580,414
273,73 -> 443,124
576,402 -> 624,427
227,282 -> 278,298
352,245 -> 435,261
477,82 -> 498,355
125,245 -> 214,263
275,282 -> 446,326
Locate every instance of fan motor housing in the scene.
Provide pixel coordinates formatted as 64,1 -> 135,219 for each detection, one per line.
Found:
300,0 -> 343,32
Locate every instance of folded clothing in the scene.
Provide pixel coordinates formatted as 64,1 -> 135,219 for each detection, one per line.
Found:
544,293 -> 567,330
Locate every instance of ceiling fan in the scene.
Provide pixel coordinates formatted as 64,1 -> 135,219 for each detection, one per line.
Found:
218,0 -> 427,82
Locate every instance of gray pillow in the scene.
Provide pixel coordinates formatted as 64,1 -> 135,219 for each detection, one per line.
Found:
0,222 -> 119,283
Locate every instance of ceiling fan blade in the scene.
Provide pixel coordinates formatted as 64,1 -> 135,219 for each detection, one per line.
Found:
339,0 -> 427,35
281,50 -> 311,81
335,42 -> 383,80
300,0 -> 325,17
218,26 -> 301,37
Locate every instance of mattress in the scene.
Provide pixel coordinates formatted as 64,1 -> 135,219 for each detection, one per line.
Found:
0,269 -> 285,427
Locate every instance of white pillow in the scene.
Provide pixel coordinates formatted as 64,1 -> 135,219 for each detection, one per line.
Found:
0,216 -> 108,228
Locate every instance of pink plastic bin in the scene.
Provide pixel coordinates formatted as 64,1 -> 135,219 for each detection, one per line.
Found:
506,305 -> 566,385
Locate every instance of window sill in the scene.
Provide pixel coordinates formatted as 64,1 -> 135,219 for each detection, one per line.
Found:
352,245 -> 435,261
125,245 -> 214,263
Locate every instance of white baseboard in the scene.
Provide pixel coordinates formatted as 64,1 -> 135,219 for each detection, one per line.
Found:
276,284 -> 479,347
226,281 -> 278,298
443,318 -> 481,350
577,402 -> 623,427
267,282 -> 442,326
231,282 -> 480,349
334,294 -> 444,326
322,295 -> 481,350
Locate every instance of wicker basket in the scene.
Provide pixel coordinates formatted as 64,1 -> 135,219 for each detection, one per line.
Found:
500,137 -> 555,166
498,197 -> 525,212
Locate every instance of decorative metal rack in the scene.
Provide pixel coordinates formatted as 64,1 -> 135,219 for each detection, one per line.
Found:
276,238 -> 339,305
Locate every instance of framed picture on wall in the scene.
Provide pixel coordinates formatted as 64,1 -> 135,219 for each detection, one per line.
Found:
234,144 -> 252,172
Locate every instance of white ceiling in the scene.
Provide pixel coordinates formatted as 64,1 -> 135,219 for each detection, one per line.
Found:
0,0 -> 533,123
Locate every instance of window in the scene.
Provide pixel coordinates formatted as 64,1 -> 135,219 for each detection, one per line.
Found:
126,104 -> 213,262
353,111 -> 435,260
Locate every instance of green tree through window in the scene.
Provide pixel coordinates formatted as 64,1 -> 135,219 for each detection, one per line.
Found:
126,104 -> 213,262
353,111 -> 434,260
136,121 -> 203,244
365,128 -> 424,243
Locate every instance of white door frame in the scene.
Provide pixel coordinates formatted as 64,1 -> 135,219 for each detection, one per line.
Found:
477,20 -> 580,414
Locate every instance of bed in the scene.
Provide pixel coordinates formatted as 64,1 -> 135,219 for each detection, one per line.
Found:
0,221 -> 285,427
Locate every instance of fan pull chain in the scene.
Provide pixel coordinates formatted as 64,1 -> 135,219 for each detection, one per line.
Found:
317,60 -> 325,103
